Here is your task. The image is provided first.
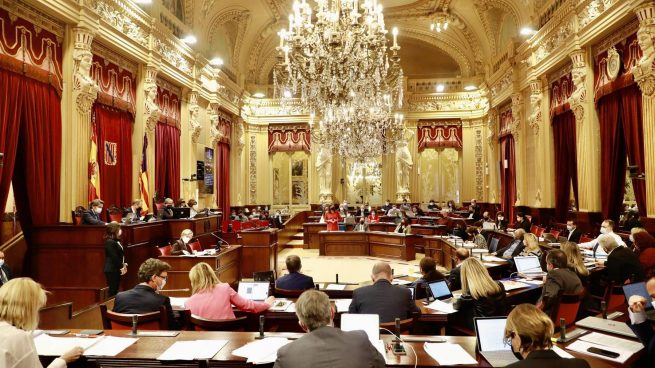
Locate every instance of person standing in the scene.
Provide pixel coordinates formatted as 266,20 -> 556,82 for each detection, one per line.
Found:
104,223 -> 127,297
324,206 -> 342,231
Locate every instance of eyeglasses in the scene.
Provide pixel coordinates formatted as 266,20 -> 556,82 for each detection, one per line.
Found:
155,275 -> 168,281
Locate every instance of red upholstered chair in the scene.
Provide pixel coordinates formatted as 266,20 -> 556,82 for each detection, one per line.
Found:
530,225 -> 539,235
535,227 -> 546,237
579,235 -> 594,243
221,220 -> 229,233
258,220 -> 270,228
188,240 -> 203,253
548,290 -> 584,327
232,221 -> 242,232
107,206 -> 123,223
158,245 -> 172,256
549,230 -> 561,238
100,304 -> 168,330
72,206 -> 85,225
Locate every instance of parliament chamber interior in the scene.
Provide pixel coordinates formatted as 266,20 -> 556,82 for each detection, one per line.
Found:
2,0 -> 655,367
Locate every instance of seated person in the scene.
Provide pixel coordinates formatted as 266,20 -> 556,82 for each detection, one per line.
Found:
0,250 -> 12,286
448,248 -> 470,291
387,204 -> 402,217
445,200 -> 456,212
468,199 -> 480,220
171,229 -> 194,255
113,258 -> 177,328
236,210 -> 249,222
536,250 -> 583,316
272,210 -> 284,228
276,255 -> 315,291
627,277 -> 655,362
453,258 -> 506,330
82,199 -> 106,225
275,290 -> 385,368
381,200 -> 393,214
188,199 -> 198,218
595,234 -> 645,284
565,219 -> 583,243
399,199 -> 411,212
0,278 -> 83,367
349,262 -> 421,323
186,263 -> 274,320
494,229 -> 526,259
230,210 -> 238,220
157,198 -> 175,219
514,212 -> 532,232
451,221 -> 468,240
410,257 -> 445,299
579,219 -> 626,257
519,233 -> 542,258
467,226 -> 487,249
353,217 -> 369,232
174,198 -> 187,207
367,210 -> 380,223
495,212 -> 509,230
561,241 -> 590,285
411,205 -> 425,217
504,304 -> 590,367
475,211 -> 493,227
394,217 -> 412,234
125,199 -> 143,218
427,199 -> 439,211
356,204 -> 369,217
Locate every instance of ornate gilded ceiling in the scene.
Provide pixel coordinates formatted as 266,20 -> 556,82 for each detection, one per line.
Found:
181,0 -> 541,94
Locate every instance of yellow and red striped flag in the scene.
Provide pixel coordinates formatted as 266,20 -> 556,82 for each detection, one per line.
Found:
139,134 -> 150,214
88,111 -> 100,201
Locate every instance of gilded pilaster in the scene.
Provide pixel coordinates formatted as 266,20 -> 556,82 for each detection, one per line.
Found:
511,92 -> 526,206
485,108 -> 500,205
140,62 -> 160,202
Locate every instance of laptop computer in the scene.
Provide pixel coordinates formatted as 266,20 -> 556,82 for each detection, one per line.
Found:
488,237 -> 500,253
474,317 -> 519,367
406,285 -> 416,301
340,314 -> 380,342
171,207 -> 191,219
575,316 -> 637,338
236,282 -> 270,301
514,256 -> 547,279
427,280 -> 454,303
623,282 -> 655,321
482,222 -> 497,230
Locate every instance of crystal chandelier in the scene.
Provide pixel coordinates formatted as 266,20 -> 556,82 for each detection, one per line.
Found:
430,12 -> 450,32
274,0 -> 405,161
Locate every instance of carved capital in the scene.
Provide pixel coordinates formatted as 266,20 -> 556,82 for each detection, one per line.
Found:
528,80 -> 543,136
569,50 -> 588,126
188,91 -> 201,143
144,64 -> 160,134
72,27 -> 98,115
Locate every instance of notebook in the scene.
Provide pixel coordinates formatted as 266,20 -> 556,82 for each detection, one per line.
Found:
237,282 -> 269,301
474,317 -> 519,367
514,256 -> 546,278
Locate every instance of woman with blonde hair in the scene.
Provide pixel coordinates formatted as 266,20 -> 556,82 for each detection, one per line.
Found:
185,262 -> 275,320
0,278 -> 83,367
504,304 -> 590,367
560,241 -> 589,282
519,233 -> 542,257
453,258 -> 506,329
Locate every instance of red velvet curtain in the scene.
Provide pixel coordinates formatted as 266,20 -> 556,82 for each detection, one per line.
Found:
552,110 -> 579,221
598,84 -> 646,220
215,143 -> 230,216
94,104 -> 133,209
499,135 -> 516,221
0,69 -> 61,228
155,123 -> 180,200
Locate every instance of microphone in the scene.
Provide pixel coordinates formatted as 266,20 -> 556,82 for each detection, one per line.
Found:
601,301 -> 607,319
130,315 -> 138,336
557,318 -> 566,343
336,273 -> 339,284
392,318 -> 406,355
255,315 -> 266,339
210,233 -> 230,248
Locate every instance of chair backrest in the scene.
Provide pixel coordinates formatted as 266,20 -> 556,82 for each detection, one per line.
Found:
188,240 -> 203,252
530,224 -> 539,235
379,318 -> 414,335
535,227 -> 546,237
107,206 -> 123,223
158,245 -> 172,256
189,314 -> 248,331
605,282 -> 626,310
274,288 -> 304,298
579,235 -> 594,243
100,304 -> 168,330
72,206 -> 85,225
221,220 -> 229,233
549,290 -> 584,327
550,230 -> 561,238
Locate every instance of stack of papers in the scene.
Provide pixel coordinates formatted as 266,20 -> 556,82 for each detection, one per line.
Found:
423,342 -> 477,365
269,300 -> 294,312
425,300 -> 457,314
157,340 -> 228,360
325,284 -> 347,290
566,332 -> 643,363
34,335 -> 137,357
334,299 -> 352,313
391,279 -> 412,285
500,280 -> 530,291
231,337 -> 291,364
84,336 -> 138,357
482,255 -> 507,263
169,297 -> 189,309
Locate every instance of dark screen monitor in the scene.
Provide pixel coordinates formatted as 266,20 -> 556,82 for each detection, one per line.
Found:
171,207 -> 191,219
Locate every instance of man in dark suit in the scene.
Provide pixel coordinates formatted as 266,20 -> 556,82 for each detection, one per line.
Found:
596,234 -> 645,284
0,251 -> 12,286
349,262 -> 421,323
565,220 -> 583,243
274,290 -> 384,368
537,250 -> 583,315
276,255 -> 314,291
157,198 -> 175,219
448,248 -> 470,291
627,277 -> 655,363
494,229 -> 526,259
81,199 -> 106,225
113,258 -> 177,328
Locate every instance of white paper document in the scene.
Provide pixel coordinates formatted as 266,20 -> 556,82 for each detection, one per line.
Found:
341,314 -> 380,341
231,337 -> 291,364
579,332 -> 644,352
391,279 -> 412,285
500,280 -> 530,291
34,334 -> 102,356
552,346 -> 575,359
425,299 -> 457,314
423,342 -> 477,365
157,340 -> 228,360
519,279 -> 544,286
169,297 -> 188,309
334,299 -> 352,313
482,256 -> 507,263
325,283 -> 347,290
566,340 -> 634,363
269,300 -> 294,312
409,272 -> 424,278
83,336 -> 138,357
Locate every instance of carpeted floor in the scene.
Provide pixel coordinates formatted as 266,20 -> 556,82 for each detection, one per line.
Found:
276,248 -> 427,286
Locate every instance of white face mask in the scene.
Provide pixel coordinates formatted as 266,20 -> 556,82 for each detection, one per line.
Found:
95,207 -> 103,214
629,235 -> 635,242
567,225 -> 573,231
157,279 -> 166,290
0,260 -> 4,267
498,217 -> 504,221
600,227 -> 608,234
182,236 -> 191,244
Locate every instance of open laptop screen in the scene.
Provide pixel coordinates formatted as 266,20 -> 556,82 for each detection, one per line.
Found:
623,282 -> 653,310
237,282 -> 269,301
475,317 -> 511,352
427,280 -> 452,300
514,256 -> 543,273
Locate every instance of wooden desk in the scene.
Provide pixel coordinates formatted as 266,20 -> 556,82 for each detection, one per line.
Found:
239,228 -> 278,278
319,231 -> 417,261
303,222 -> 326,249
409,225 -> 448,253
159,246 -> 242,297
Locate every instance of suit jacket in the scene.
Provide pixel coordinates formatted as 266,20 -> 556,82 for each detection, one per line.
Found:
540,268 -> 583,315
349,279 -> 421,323
0,264 -> 12,286
81,209 -> 105,225
629,320 -> 655,362
113,284 -> 176,329
276,272 -> 314,291
506,350 -> 590,368
411,270 -> 446,300
496,240 -> 525,258
158,207 -> 174,220
566,228 -> 583,243
104,239 -> 124,273
274,326 -> 385,368
604,246 -> 645,284
171,239 -> 190,255
448,265 -> 462,291
452,228 -> 468,240
496,219 -> 508,230
516,220 -> 532,232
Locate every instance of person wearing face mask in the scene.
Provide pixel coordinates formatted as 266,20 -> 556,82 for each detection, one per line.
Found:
367,210 -> 380,224
627,276 -> 655,362
382,200 -> 393,215
353,217 -> 369,232
595,234 -> 645,284
495,212 -> 508,231
564,219 -> 582,243
171,229 -> 194,255
535,250 -> 583,316
188,199 -> 199,218
578,219 -> 626,257
356,204 -> 369,217
427,199 -> 439,211
82,199 -> 106,225
125,199 -> 143,219
324,206 -> 342,231
503,304 -> 590,367
157,198 -> 175,219
104,223 -> 128,297
0,251 -> 12,286
112,258 -> 178,329
514,212 -> 532,233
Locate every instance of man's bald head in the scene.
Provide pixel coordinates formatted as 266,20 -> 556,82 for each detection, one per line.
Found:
371,262 -> 392,282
